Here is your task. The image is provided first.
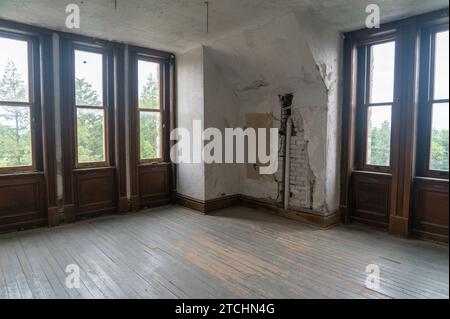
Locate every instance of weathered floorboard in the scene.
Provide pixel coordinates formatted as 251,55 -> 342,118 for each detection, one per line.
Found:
0,205 -> 448,299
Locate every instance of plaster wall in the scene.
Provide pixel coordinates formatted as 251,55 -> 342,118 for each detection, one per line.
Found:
203,12 -> 340,213
176,46 -> 206,200
203,47 -> 241,200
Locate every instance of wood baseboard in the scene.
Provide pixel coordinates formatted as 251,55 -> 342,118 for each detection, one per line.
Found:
176,193 -> 341,228
63,204 -> 75,223
205,195 -> 240,212
411,229 -> 449,244
389,215 -> 410,237
130,196 -> 140,212
238,194 -> 279,212
47,206 -> 59,226
278,208 -> 341,228
238,194 -> 340,228
176,193 -> 239,214
176,194 -> 206,213
118,197 -> 130,214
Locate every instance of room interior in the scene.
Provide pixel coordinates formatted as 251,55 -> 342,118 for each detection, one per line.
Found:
0,0 -> 448,300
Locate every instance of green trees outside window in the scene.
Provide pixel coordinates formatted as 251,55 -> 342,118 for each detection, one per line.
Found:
74,49 -> 106,164
0,60 -> 32,168
138,60 -> 161,160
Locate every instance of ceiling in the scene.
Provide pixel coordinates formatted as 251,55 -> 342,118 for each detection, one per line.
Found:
0,0 -> 447,53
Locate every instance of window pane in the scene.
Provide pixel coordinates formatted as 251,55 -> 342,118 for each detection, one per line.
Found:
369,41 -> 396,104
434,31 -> 449,100
430,103 -> 449,171
138,60 -> 160,110
140,112 -> 161,159
0,37 -> 29,103
77,108 -> 105,163
366,105 -> 392,166
0,105 -> 32,167
75,50 -> 103,106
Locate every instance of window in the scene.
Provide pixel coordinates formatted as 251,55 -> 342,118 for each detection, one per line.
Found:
417,26 -> 449,177
74,48 -> 107,165
0,34 -> 33,170
138,59 -> 162,161
357,39 -> 396,170
429,30 -> 449,172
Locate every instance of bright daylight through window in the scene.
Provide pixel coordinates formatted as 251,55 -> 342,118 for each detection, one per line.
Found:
0,36 -> 32,169
138,59 -> 161,160
75,49 -> 106,164
366,41 -> 395,167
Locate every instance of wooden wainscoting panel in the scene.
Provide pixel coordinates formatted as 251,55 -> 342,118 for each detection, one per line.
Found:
351,172 -> 391,229
412,178 -> 449,242
0,173 -> 47,231
139,163 -> 171,208
73,168 -> 117,217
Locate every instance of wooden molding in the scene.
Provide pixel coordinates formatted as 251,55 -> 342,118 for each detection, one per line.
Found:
176,193 -> 341,228
278,208 -> 341,228
63,204 -> 76,223
389,215 -> 410,237
175,193 -> 239,214
238,195 -> 341,228
118,197 -> 130,214
205,195 -> 240,212
176,193 -> 206,213
411,229 -> 449,244
238,194 -> 279,212
130,196 -> 140,212
339,205 -> 350,223
47,206 -> 59,227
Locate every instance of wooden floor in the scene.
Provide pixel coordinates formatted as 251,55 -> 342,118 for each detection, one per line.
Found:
0,205 -> 448,299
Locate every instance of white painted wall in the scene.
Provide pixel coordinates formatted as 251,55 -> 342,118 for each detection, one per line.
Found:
203,47 -> 241,200
176,46 -> 206,200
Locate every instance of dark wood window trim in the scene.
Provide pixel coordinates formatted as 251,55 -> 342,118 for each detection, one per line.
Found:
0,19 -> 57,227
72,44 -> 110,168
128,45 -> 174,210
0,18 -> 174,227
355,32 -> 400,174
136,56 -> 164,163
341,8 -> 449,240
60,35 -> 120,220
0,31 -> 38,174
416,23 -> 449,179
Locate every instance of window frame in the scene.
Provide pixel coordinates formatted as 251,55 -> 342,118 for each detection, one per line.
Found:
135,55 -> 164,163
355,34 -> 399,173
71,43 -> 110,168
417,23 -> 449,179
0,30 -> 38,174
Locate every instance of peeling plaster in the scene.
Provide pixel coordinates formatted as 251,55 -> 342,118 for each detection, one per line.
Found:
202,12 -> 337,214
